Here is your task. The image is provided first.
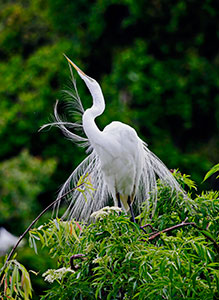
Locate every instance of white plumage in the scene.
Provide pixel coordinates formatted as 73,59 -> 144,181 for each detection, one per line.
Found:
41,56 -> 183,221
95,121 -> 144,211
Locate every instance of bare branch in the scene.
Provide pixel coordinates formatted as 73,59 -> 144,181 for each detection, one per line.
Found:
141,223 -> 158,232
148,221 -> 219,253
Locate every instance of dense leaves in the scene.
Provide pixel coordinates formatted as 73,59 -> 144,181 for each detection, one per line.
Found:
24,174 -> 218,299
0,258 -> 32,300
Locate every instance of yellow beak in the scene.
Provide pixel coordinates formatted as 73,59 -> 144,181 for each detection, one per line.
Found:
63,54 -> 86,76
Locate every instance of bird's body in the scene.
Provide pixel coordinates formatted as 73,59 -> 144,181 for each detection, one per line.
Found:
41,56 -> 183,220
93,121 -> 144,211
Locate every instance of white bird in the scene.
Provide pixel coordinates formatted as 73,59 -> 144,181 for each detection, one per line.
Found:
41,56 -> 183,221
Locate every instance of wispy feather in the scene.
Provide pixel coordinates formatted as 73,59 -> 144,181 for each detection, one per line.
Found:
41,62 -> 185,221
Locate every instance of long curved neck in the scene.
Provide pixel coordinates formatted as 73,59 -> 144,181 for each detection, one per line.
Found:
82,84 -> 105,145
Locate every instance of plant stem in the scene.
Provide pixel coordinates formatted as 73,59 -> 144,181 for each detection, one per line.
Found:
141,223 -> 157,231
148,221 -> 219,253
4,183 -> 84,267
70,254 -> 86,270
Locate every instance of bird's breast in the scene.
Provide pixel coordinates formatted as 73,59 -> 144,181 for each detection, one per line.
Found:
92,122 -> 144,196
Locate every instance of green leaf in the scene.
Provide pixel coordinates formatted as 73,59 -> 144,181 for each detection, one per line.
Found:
32,238 -> 38,254
203,163 -> 219,182
70,223 -> 80,243
10,265 -> 18,295
201,230 -> 216,241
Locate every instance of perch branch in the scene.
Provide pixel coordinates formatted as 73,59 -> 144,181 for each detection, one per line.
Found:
148,221 -> 219,253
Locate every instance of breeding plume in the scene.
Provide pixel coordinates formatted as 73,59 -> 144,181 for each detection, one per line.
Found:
41,56 -> 183,221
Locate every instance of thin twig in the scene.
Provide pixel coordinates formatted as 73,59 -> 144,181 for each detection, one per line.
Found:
148,222 -> 195,239
3,183 -> 85,268
148,221 -> 219,253
141,223 -> 157,232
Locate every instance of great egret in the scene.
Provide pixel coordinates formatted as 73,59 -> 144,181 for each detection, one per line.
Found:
41,56 -> 183,221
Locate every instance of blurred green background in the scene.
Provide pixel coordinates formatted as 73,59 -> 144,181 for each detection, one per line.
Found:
0,0 -> 218,297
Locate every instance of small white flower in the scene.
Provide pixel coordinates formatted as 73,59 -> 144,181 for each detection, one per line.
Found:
43,267 -> 74,283
92,257 -> 103,264
91,206 -> 122,220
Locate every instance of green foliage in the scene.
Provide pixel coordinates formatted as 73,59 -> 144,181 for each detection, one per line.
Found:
203,163 -> 219,182
0,258 -> 32,300
29,219 -> 81,264
24,175 -> 218,300
0,149 -> 57,232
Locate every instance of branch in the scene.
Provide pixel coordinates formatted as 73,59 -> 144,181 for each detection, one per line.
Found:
148,221 -> 219,253
141,223 -> 157,232
148,222 -> 194,240
3,183 -> 85,268
70,254 -> 86,270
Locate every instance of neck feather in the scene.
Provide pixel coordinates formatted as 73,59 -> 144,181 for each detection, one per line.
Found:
82,84 -> 105,144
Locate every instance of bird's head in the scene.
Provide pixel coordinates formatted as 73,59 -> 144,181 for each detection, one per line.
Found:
64,55 -> 105,115
64,55 -> 98,89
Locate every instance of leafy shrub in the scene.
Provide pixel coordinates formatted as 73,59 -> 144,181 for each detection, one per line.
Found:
20,172 -> 219,300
